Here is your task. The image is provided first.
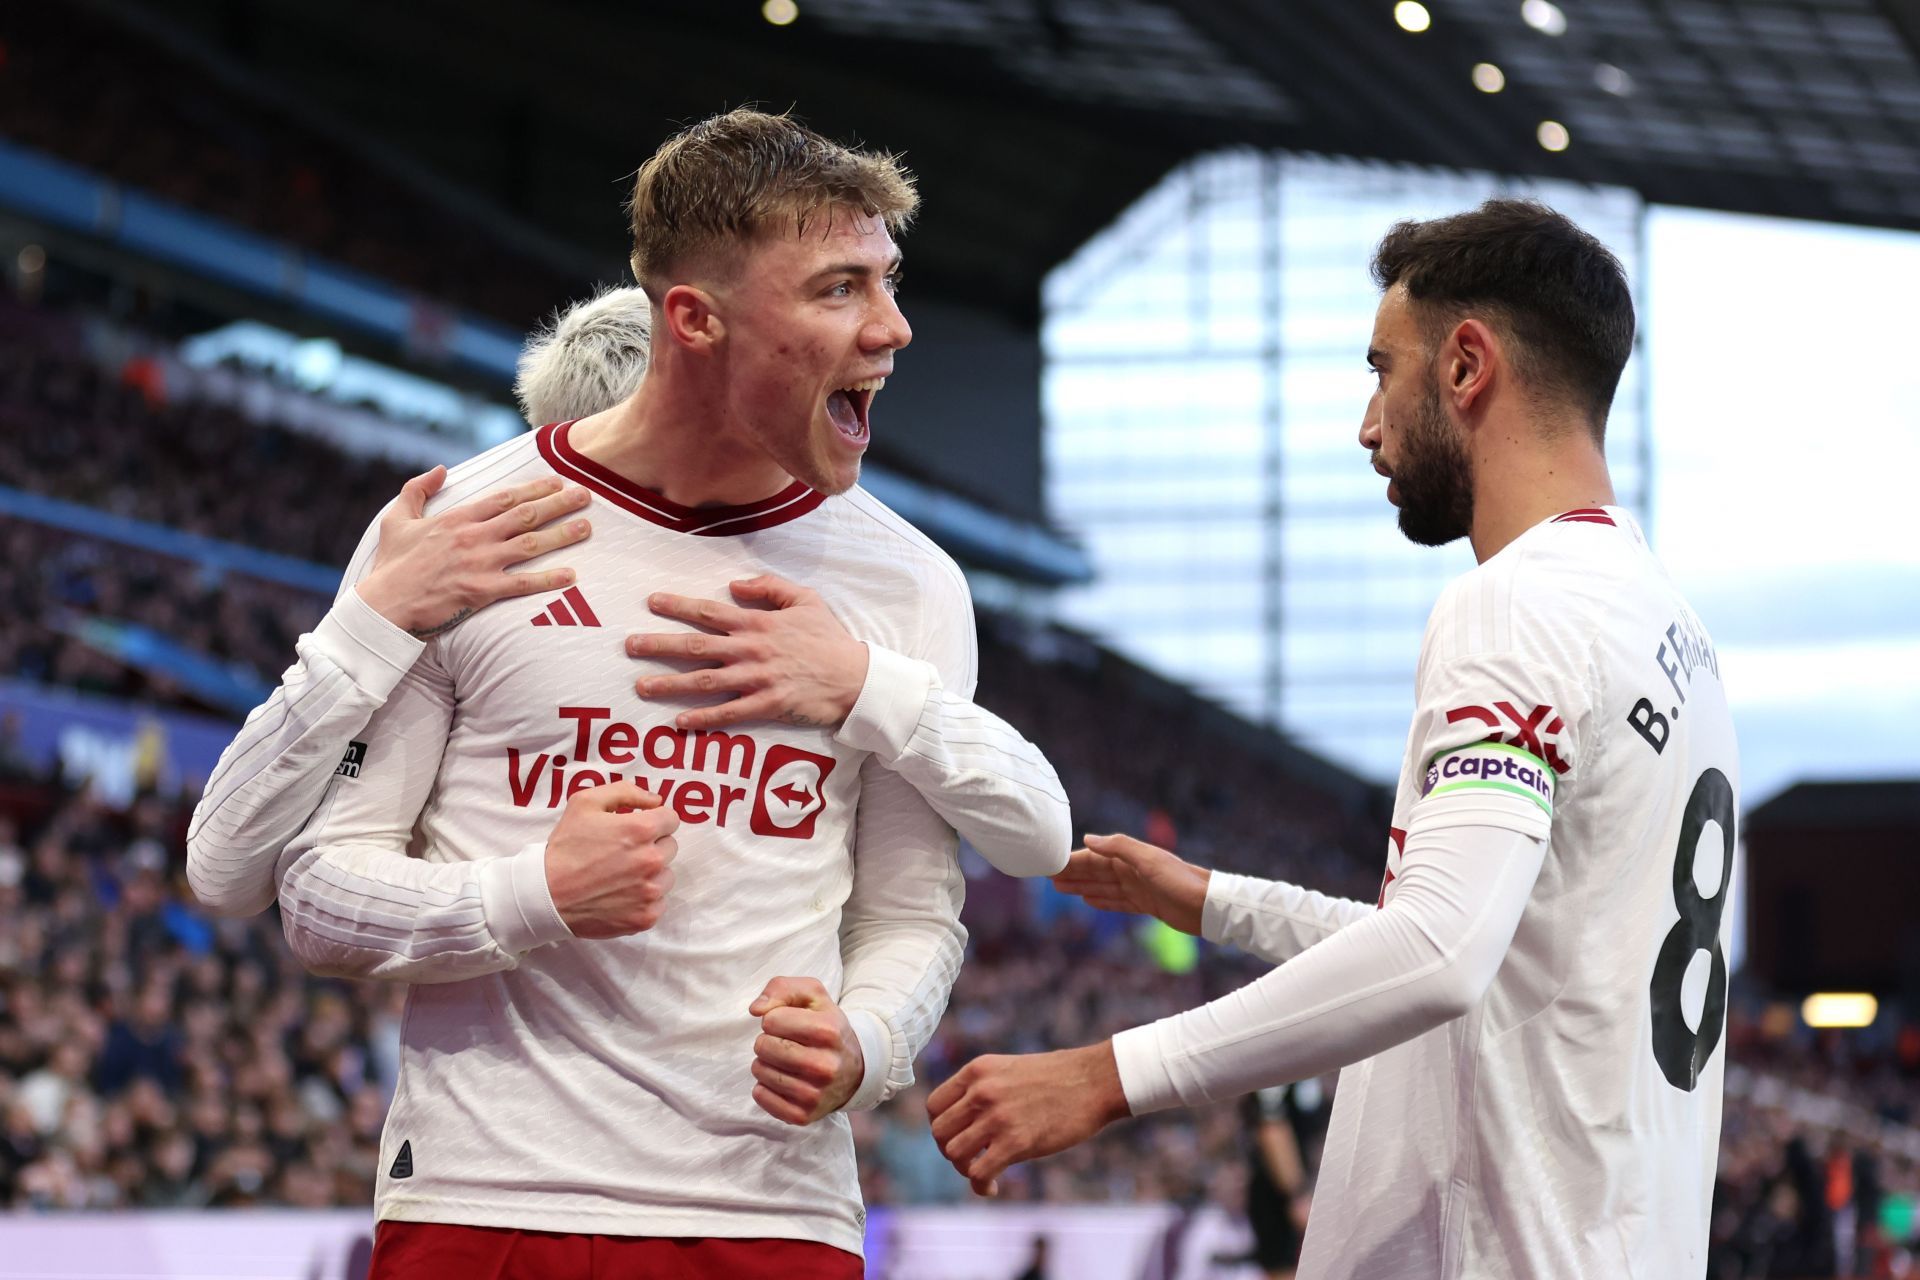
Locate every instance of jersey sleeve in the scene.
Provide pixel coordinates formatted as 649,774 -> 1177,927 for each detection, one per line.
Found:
832,560 -> 984,1110
186,526 -> 426,917
1114,820 -> 1547,1113
273,515 -> 569,984
835,753 -> 969,1111
1402,590 -> 1597,841
1201,870 -> 1376,965
834,563 -> 1071,877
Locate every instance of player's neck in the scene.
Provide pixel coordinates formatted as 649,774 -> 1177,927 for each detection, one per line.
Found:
1468,420 -> 1615,563
568,376 -> 793,509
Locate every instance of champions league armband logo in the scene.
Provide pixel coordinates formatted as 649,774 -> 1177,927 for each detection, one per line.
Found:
1421,742 -> 1556,817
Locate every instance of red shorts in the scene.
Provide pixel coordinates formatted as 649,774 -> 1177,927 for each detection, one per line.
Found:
368,1220 -> 863,1280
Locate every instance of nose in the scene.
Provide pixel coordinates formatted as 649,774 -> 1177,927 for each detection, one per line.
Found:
865,290 -> 912,353
1358,388 -> 1383,450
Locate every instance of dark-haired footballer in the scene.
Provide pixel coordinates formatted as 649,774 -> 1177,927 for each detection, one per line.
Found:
931,199 -> 1739,1280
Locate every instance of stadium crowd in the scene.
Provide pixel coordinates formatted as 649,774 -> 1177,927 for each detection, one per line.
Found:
0,308 -> 404,569
1,729 -> 1917,1279
0,5 -> 578,329
0,306 -> 1914,1279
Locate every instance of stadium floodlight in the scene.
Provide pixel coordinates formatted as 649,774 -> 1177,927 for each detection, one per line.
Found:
1472,62 -> 1506,93
1394,2 -> 1432,33
1594,63 -> 1633,96
1520,0 -> 1567,36
762,0 -> 799,26
1537,120 -> 1570,151
1801,992 -> 1878,1029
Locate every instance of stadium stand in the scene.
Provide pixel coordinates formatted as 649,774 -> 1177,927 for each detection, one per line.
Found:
3,291 -> 1919,1279
0,202 -> 1913,1275
0,5 -> 580,330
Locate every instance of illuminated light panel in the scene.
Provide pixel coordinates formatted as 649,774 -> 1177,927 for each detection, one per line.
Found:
762,0 -> 799,26
1802,992 -> 1878,1029
1472,62 -> 1506,93
1537,120 -> 1570,151
1394,2 -> 1432,33
1595,63 -> 1633,95
1521,0 -> 1567,36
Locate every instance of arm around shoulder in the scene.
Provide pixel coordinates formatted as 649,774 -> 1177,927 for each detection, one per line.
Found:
836,576 -> 1071,878
186,529 -> 424,917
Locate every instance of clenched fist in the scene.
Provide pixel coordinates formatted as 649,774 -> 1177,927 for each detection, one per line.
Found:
747,977 -> 865,1125
543,781 -> 679,938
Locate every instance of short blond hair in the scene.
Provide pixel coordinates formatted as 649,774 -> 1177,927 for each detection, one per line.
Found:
627,108 -> 918,293
515,285 -> 652,426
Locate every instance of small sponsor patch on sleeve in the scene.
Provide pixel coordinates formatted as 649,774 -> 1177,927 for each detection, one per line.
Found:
1421,741 -> 1555,817
336,740 -> 368,780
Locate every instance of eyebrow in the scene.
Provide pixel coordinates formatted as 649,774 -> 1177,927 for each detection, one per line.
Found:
810,254 -> 905,283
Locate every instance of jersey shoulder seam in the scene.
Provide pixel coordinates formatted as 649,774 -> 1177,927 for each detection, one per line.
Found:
424,433 -> 547,516
833,487 -> 973,603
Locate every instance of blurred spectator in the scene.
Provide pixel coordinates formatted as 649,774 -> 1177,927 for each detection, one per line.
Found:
0,781 -> 390,1210
0,292 -> 1911,1271
0,5 -> 584,329
0,330 -> 406,568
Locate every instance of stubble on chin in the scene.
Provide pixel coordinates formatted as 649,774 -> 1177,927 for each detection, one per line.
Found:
1392,387 -> 1474,547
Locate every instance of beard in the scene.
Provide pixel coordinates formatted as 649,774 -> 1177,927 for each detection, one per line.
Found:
1390,382 -> 1475,547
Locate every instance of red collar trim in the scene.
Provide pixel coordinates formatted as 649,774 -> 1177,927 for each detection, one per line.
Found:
1550,507 -> 1617,527
536,421 -> 827,537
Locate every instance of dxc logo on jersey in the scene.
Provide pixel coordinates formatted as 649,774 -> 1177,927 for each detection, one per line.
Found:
1445,701 -> 1572,774
504,707 -> 836,839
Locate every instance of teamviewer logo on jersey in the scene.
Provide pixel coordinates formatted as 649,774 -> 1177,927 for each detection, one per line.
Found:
750,745 -> 837,839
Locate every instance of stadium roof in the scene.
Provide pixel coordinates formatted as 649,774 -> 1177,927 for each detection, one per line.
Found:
133,0 -> 1920,323
1746,779 -> 1920,829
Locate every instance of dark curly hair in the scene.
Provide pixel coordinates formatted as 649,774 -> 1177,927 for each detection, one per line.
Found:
1372,199 -> 1634,440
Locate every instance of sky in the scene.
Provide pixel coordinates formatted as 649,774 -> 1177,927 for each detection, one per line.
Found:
1642,206 -> 1920,806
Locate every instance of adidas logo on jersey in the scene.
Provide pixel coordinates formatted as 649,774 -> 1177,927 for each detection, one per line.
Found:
531,585 -> 602,628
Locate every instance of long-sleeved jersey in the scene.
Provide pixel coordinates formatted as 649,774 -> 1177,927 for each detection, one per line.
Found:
1116,507 -> 1738,1279
274,421 -> 1046,1254
185,553 -> 1069,915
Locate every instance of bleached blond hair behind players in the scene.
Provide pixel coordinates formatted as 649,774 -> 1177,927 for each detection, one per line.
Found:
514,285 -> 653,426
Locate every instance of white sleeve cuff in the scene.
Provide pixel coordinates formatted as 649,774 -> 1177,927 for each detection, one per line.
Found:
319,587 -> 427,699
835,644 -> 935,764
1201,871 -> 1263,945
841,1008 -> 895,1112
1112,1022 -> 1182,1116
477,840 -> 574,956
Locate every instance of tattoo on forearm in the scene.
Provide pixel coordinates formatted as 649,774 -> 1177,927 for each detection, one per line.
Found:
781,712 -> 824,728
409,608 -> 473,639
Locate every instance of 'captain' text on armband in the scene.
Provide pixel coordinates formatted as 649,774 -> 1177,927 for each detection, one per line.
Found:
1420,741 -> 1556,818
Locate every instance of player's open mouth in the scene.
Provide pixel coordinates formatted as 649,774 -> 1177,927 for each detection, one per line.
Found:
826,378 -> 884,447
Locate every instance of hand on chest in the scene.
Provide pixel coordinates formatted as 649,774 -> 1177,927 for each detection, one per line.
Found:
437,554 -> 886,845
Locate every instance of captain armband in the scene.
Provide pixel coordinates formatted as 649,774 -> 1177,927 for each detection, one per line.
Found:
1420,741 -> 1556,820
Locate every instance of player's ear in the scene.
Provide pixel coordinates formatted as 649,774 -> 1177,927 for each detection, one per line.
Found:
660,284 -> 724,354
1445,317 -> 1497,418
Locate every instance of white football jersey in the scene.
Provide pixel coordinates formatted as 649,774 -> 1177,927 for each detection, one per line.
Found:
1298,506 -> 1739,1279
276,422 -> 993,1255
